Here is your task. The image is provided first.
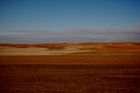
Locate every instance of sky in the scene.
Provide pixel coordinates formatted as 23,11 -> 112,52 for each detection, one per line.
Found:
0,0 -> 140,43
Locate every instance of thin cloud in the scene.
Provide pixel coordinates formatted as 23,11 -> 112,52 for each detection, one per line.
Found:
0,27 -> 140,43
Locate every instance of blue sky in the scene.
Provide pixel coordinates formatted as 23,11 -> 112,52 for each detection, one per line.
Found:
0,0 -> 140,43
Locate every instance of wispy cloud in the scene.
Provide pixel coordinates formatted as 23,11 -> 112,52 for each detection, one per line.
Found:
0,27 -> 140,43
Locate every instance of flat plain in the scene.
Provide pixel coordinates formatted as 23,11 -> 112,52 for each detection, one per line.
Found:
0,42 -> 140,93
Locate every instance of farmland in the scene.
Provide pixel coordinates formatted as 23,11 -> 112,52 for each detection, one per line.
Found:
0,42 -> 140,93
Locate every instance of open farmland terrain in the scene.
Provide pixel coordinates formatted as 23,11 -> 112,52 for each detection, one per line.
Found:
0,42 -> 140,93
0,64 -> 140,93
0,42 -> 140,56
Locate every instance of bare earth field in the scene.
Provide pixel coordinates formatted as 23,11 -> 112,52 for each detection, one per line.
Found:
0,42 -> 140,93
0,64 -> 140,93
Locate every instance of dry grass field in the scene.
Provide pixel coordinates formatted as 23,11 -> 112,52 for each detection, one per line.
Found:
0,42 -> 140,93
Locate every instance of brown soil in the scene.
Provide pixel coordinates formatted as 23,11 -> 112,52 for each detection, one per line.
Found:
0,55 -> 140,65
